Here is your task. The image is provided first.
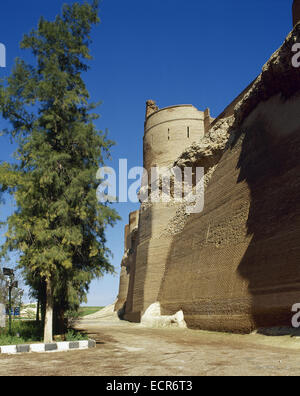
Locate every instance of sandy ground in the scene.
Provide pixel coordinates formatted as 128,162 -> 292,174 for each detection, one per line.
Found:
1,307 -> 300,376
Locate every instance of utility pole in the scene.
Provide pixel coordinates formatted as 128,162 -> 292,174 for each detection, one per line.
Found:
8,281 -> 12,335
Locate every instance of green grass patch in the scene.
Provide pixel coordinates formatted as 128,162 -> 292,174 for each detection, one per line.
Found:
0,319 -> 89,346
65,329 -> 89,341
23,304 -> 37,309
78,306 -> 103,317
0,320 -> 43,345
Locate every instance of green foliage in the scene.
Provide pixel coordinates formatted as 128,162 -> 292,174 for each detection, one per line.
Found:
64,306 -> 102,328
0,320 -> 43,345
0,0 -> 120,329
65,307 -> 81,327
0,320 -> 88,345
65,328 -> 88,341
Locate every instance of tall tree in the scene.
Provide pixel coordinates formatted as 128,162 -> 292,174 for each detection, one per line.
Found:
0,1 -> 119,342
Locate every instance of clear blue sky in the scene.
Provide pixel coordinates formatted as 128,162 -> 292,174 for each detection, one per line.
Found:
0,0 -> 293,306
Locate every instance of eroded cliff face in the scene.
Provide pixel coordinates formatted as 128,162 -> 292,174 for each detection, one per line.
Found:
117,23 -> 300,332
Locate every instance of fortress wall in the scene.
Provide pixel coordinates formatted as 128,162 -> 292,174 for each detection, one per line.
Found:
124,204 -> 178,322
123,104 -> 207,321
158,92 -> 300,332
117,7 -> 300,332
123,249 -> 137,317
123,235 -> 139,316
125,225 -> 130,250
115,211 -> 140,312
125,236 -> 174,322
204,108 -> 215,135
129,210 -> 139,232
115,223 -> 130,312
124,211 -> 140,315
143,105 -> 205,171
115,264 -> 130,312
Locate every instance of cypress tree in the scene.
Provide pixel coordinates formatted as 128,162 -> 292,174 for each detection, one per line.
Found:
0,1 -> 119,342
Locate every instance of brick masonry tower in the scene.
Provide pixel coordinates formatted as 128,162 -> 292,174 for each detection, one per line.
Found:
143,101 -> 213,173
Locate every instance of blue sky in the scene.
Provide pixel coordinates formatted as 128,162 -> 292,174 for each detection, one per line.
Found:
0,0 -> 293,306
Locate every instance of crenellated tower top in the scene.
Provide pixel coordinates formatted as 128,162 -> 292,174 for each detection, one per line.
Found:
143,100 -> 214,172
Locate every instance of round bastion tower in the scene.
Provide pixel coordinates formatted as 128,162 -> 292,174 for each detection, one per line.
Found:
143,100 -> 212,173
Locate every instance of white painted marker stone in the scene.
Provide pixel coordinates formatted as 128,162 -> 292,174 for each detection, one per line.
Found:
78,340 -> 89,349
1,345 -> 17,354
30,344 -> 45,353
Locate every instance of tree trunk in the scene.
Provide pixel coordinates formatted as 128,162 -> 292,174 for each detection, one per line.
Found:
36,299 -> 40,323
43,279 -> 53,343
59,307 -> 65,339
40,280 -> 46,327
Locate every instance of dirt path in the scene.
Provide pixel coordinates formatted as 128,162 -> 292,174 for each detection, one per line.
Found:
1,313 -> 300,376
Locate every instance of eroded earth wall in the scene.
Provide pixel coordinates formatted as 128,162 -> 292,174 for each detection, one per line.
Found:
124,204 -> 178,322
117,19 -> 300,332
115,211 -> 139,313
158,24 -> 300,332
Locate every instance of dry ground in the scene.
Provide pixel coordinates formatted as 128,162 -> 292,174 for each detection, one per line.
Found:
1,310 -> 300,376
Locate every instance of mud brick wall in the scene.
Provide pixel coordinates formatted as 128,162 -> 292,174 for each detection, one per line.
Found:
117,15 -> 300,333
158,92 -> 300,332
